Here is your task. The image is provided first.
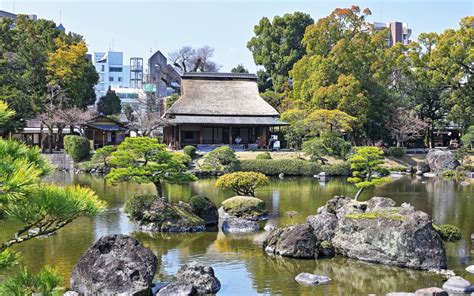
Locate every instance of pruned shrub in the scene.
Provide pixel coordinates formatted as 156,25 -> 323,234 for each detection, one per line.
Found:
256,152 -> 272,160
124,194 -> 157,220
183,145 -> 197,157
215,171 -> 269,196
433,224 -> 462,242
201,146 -> 239,172
91,145 -> 117,168
238,159 -> 321,176
321,162 -> 351,176
63,135 -> 90,162
387,147 -> 406,158
173,152 -> 192,166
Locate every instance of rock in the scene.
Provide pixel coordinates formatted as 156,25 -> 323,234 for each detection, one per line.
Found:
307,213 -> 337,241
63,291 -> 79,296
317,240 -> 335,258
188,196 -> 218,226
414,287 -> 448,296
442,276 -> 474,293
417,161 -> 431,173
175,262 -> 221,294
221,195 -> 268,220
472,233 -> 474,241
294,273 -> 330,285
468,265 -> 474,274
156,283 -> 195,296
222,217 -> 260,233
264,223 -> 318,259
70,234 -> 158,295
132,197 -> 206,232
319,196 -> 447,270
426,149 -> 460,173
423,173 -> 437,178
386,293 -> 415,296
264,223 -> 276,232
428,268 -> 456,279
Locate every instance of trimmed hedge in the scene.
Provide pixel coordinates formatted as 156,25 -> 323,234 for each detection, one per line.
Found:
63,135 -> 90,162
183,145 -> 196,157
237,159 -> 351,176
387,147 -> 406,158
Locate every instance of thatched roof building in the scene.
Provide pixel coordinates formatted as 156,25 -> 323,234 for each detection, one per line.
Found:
163,72 -> 286,149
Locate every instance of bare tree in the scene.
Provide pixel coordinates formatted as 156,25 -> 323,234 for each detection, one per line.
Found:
59,107 -> 97,136
168,46 -> 221,74
387,108 -> 428,147
128,111 -> 166,137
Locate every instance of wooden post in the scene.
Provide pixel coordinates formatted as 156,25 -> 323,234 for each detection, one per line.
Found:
229,126 -> 232,144
178,125 -> 181,149
92,129 -> 96,150
199,126 -> 203,144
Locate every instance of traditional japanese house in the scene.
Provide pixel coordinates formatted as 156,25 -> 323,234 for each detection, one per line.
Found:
163,72 -> 287,150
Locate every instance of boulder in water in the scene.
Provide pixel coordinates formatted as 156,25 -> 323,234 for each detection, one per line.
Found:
126,195 -> 206,232
221,195 -> 268,220
294,273 -> 330,286
222,217 -> 260,233
70,234 -> 157,295
264,223 -> 318,259
426,149 -> 460,173
175,262 -> 221,294
188,196 -> 218,226
442,276 -> 474,293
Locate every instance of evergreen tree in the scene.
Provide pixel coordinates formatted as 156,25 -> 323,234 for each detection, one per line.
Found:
97,87 -> 121,115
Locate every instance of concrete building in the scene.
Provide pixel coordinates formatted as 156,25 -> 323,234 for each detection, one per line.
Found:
93,51 -> 131,100
110,86 -> 147,111
371,21 -> 412,47
0,10 -> 37,21
148,50 -> 181,98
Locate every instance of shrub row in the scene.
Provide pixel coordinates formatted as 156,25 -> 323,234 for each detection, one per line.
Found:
236,159 -> 350,176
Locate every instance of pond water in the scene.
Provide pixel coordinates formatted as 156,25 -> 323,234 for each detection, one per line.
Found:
1,173 -> 473,295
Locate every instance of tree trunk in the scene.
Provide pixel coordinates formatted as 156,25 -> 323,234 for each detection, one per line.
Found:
154,181 -> 163,198
354,187 -> 364,201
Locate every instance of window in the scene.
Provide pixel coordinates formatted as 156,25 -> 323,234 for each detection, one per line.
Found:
109,76 -> 114,82
118,77 -> 122,82
109,67 -> 122,72
101,65 -> 105,72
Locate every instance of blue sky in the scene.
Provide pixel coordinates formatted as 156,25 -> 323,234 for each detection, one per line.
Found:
2,0 -> 473,73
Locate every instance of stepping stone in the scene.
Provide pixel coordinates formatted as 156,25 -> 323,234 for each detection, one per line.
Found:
442,276 -> 474,293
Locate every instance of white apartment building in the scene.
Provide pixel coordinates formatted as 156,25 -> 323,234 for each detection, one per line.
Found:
370,21 -> 412,47
110,86 -> 147,111
93,51 -> 131,100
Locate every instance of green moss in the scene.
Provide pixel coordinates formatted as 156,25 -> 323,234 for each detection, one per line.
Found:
172,205 -> 205,225
222,196 -> 267,218
433,224 -> 462,242
345,210 -> 406,221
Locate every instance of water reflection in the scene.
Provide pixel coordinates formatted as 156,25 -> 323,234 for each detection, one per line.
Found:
0,173 -> 472,294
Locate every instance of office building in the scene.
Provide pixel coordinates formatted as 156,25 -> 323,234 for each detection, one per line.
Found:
93,51 -> 131,100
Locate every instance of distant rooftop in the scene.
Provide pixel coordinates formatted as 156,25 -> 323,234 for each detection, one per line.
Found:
182,72 -> 257,81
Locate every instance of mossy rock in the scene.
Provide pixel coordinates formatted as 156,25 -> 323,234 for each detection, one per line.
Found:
221,195 -> 268,220
345,210 -> 406,221
125,195 -> 205,232
433,224 -> 462,242
188,196 -> 218,226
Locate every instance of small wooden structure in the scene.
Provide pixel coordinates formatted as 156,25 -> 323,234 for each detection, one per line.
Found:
163,72 -> 287,149
84,115 -> 128,149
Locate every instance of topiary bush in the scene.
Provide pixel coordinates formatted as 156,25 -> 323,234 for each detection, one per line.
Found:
183,145 -> 197,157
173,152 -> 192,166
216,171 -> 269,196
124,194 -> 157,221
63,135 -> 90,162
433,224 -> 462,242
387,147 -> 406,158
201,146 -> 239,172
256,152 -> 272,160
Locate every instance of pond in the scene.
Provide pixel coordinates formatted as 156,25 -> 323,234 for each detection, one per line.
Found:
1,173 -> 473,295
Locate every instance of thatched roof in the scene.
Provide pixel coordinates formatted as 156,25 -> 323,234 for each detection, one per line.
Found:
165,73 -> 279,117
